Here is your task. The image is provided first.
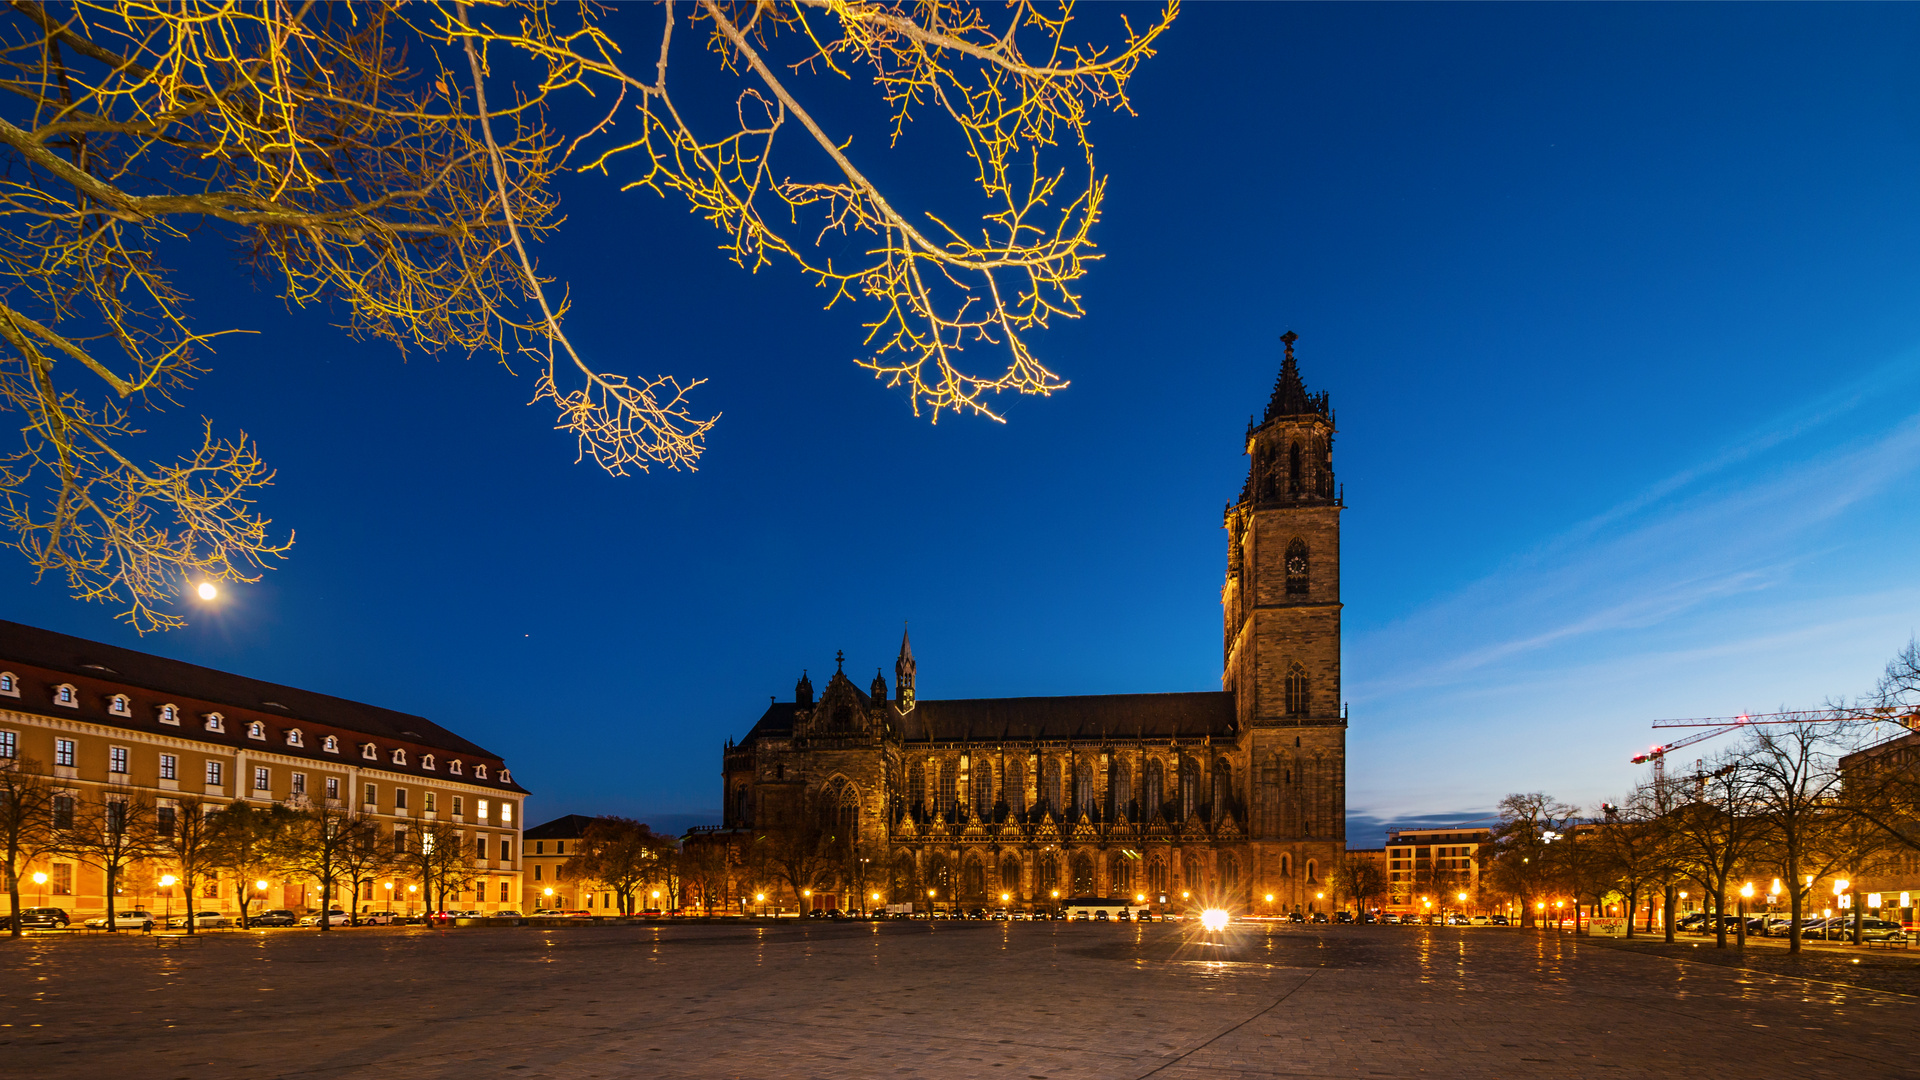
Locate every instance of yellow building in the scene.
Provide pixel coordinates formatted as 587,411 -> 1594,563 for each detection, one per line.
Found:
0,620 -> 528,922
1385,827 -> 1491,914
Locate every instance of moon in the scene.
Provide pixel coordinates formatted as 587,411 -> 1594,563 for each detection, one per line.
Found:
197,582 -> 218,601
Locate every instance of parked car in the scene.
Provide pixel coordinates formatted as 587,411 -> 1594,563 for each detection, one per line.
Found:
1858,918 -> 1907,943
1676,912 -> 1712,933
173,911 -> 233,929
357,911 -> 399,925
83,909 -> 155,930
1287,910 -> 1306,924
1397,913 -> 1419,925
1359,912 -> 1378,924
251,909 -> 298,927
493,910 -> 524,919
1469,915 -> 1493,926
1,907 -> 70,929
1489,915 -> 1510,926
1333,911 -> 1354,924
299,909 -> 350,927
1311,911 -> 1330,924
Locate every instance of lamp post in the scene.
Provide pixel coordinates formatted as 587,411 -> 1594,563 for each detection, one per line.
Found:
158,874 -> 178,929
407,883 -> 418,918
1738,882 -> 1753,948
1052,888 -> 1061,920
384,882 -> 394,916
1835,878 -> 1854,944
756,892 -> 767,918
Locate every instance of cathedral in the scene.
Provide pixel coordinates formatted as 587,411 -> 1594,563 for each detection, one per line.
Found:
720,334 -> 1346,913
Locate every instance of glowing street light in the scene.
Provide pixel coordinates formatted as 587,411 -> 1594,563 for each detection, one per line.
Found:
1200,908 -> 1229,931
159,874 -> 178,927
196,582 -> 218,601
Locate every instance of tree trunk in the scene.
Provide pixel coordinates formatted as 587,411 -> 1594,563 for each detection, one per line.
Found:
104,863 -> 119,932
1713,886 -> 1727,949
1663,884 -> 1676,944
1626,891 -> 1638,938
7,858 -> 21,939
319,872 -> 332,931
183,872 -> 197,935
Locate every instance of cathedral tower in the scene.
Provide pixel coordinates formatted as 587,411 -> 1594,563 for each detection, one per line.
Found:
1225,332 -> 1346,898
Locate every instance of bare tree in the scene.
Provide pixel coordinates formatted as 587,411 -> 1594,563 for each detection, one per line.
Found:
272,804 -> 380,930
681,839 -> 732,915
1736,720 -> 1851,952
763,794 -> 834,912
1592,788 -> 1675,939
0,756 -> 55,937
0,1 -> 1173,630
400,819 -> 474,917
1663,752 -> 1765,949
157,793 -> 220,934
559,817 -> 670,915
57,785 -> 159,930
205,801 -> 293,929
334,819 -> 399,923
1486,793 -> 1579,927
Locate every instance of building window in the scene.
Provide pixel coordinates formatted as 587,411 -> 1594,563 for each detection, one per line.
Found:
157,703 -> 180,725
449,760 -> 463,775
51,863 -> 73,895
393,830 -> 408,855
474,764 -> 488,780
291,773 -> 307,795
535,841 -> 544,855
204,879 -> 219,899
477,799 -> 490,822
204,712 -> 225,733
501,881 -> 510,902
55,738 -> 75,767
364,783 -> 377,806
452,796 -> 464,816
109,746 -> 128,774
52,795 -> 74,829
106,800 -> 127,833
391,748 -> 407,766
53,683 -> 77,708
247,721 -> 266,741
500,840 -> 511,863
394,788 -> 408,811
323,735 -> 339,753
1284,537 -> 1310,596
534,864 -> 543,881
500,769 -> 511,786
253,767 -> 270,791
476,837 -> 488,860
0,730 -> 14,759
108,694 -> 131,716
555,841 -> 565,856
500,802 -> 513,825
206,761 -> 224,786
286,729 -> 304,748
157,805 -> 176,838
425,792 -> 437,814
421,754 -> 435,771
159,753 -> 177,780
361,743 -> 378,760
0,672 -> 15,697
325,777 -> 340,800
1285,663 -> 1310,717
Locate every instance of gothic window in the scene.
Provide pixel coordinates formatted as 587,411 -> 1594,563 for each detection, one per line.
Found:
1184,860 -> 1202,892
835,782 -> 859,838
1213,760 -> 1233,819
733,785 -> 750,826
1146,857 -> 1167,894
1005,759 -> 1026,817
1306,859 -> 1318,884
1074,762 -> 1094,816
1288,440 -> 1302,493
938,760 -> 958,820
1219,852 -> 1240,888
1281,854 -> 1291,877
1109,851 -> 1133,894
1144,759 -> 1165,818
832,704 -> 853,729
1285,663 -> 1310,717
1109,762 -> 1132,821
1070,853 -> 1095,896
1179,758 -> 1200,821
961,859 -> 986,900
1000,855 -> 1022,897
1042,759 -> 1063,816
1285,537 -> 1309,596
908,762 -> 928,816
972,760 -> 995,820
1038,854 -> 1060,895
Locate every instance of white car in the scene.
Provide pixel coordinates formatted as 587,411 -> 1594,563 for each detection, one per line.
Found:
299,910 -> 351,927
83,909 -> 155,930
173,910 -> 234,929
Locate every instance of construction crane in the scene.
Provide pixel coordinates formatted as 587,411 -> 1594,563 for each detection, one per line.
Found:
1629,706 -> 1919,791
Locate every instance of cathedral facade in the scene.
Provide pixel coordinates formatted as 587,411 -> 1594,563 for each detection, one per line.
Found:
720,335 -> 1346,913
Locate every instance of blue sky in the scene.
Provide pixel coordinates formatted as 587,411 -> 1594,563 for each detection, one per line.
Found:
6,4 -> 1920,845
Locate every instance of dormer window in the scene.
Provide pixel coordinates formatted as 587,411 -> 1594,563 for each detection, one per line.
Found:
157,703 -> 180,725
52,683 -> 78,708
361,742 -> 377,760
246,720 -> 266,741
473,764 -> 488,780
107,694 -> 132,717
391,748 -> 408,766
500,769 -> 511,785
421,754 -> 436,771
0,672 -> 16,697
448,760 -> 463,776
286,728 -> 304,748
322,735 -> 339,753
204,712 -> 226,733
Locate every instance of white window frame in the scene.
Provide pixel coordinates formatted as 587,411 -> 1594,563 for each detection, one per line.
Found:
206,760 -> 224,786
52,683 -> 78,708
157,703 -> 180,726
109,745 -> 129,774
325,776 -> 340,800
421,753 -> 435,771
291,772 -> 307,795
159,753 -> 177,781
500,769 -> 510,785
0,671 -> 17,698
448,759 -> 463,775
474,764 -> 488,780
477,799 -> 490,822
286,728 -> 304,748
0,728 -> 16,758
247,720 -> 266,741
322,735 -> 339,753
253,766 -> 270,792
391,748 -> 407,766
54,737 -> 75,767
107,693 -> 132,717
361,743 -> 378,761
204,712 -> 226,733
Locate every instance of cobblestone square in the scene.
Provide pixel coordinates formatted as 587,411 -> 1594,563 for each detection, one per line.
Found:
3,922 -> 1915,1080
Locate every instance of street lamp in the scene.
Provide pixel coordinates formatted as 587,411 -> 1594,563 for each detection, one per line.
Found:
407,883 -> 418,917
159,874 -> 178,928
384,881 -> 394,915
756,892 -> 767,918
1738,882 -> 1753,947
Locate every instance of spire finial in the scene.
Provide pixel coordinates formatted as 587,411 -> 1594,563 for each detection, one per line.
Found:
835,649 -> 845,672
1281,329 -> 1297,360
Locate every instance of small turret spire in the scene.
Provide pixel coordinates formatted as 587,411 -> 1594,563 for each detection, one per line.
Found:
796,669 -> 814,707
894,623 -> 917,712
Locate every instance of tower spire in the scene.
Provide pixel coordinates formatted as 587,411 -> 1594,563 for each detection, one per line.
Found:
895,623 -> 917,712
1261,331 -> 1331,425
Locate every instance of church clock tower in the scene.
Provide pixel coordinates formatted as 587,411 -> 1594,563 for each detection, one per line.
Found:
1224,331 -> 1346,906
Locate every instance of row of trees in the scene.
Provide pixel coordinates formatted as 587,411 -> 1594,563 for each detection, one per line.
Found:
1,756 -> 478,935
1482,640 -> 1920,953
